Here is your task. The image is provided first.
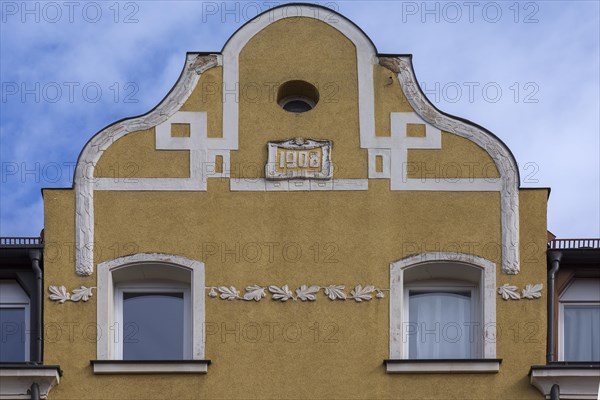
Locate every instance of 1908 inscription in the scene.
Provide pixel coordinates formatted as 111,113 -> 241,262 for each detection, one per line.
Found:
266,138 -> 332,180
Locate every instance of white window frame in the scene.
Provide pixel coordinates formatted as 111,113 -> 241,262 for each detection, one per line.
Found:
96,254 -> 205,363
558,278 -> 600,361
114,282 -> 191,360
404,281 -> 480,359
388,252 -> 497,373
0,280 -> 31,362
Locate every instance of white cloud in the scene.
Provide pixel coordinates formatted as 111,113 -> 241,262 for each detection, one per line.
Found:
1,0 -> 598,237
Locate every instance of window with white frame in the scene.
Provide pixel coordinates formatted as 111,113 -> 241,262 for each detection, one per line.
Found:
95,254 -> 205,370
0,280 -> 30,362
388,253 -> 497,372
405,280 -> 479,359
116,281 -> 190,360
559,278 -> 600,361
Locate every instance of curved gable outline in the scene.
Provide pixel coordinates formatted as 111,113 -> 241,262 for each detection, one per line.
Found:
73,54 -> 219,276
379,56 -> 520,274
220,3 -> 378,150
71,3 -> 520,276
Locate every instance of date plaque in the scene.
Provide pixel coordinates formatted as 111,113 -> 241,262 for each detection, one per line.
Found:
265,138 -> 333,180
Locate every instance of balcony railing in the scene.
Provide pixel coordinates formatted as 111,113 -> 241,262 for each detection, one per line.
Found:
0,237 -> 43,246
548,238 -> 600,249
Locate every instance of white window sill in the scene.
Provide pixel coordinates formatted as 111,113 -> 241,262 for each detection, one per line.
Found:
384,359 -> 501,374
529,363 -> 600,399
91,360 -> 210,374
0,365 -> 61,399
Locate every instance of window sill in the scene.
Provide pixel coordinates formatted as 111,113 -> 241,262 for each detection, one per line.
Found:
529,363 -> 600,399
90,360 -> 211,374
384,359 -> 501,374
0,364 -> 61,399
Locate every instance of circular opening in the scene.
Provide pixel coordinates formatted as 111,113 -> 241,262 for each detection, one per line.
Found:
277,80 -> 319,113
280,96 -> 315,113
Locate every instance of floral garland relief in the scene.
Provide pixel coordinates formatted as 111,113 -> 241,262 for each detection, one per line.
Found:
48,285 -> 96,303
497,283 -> 543,300
208,285 -> 387,302
47,283 -> 544,304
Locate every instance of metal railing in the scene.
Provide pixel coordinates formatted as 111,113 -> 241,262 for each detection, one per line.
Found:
0,237 -> 43,246
548,238 -> 600,249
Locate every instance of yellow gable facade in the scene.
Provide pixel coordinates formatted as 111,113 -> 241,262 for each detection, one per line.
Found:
41,5 -> 549,399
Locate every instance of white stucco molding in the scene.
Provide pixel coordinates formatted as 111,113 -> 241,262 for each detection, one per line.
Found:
93,110 -> 233,191
380,56 -> 520,275
389,252 -> 497,360
221,4 -> 378,149
230,178 -> 368,191
72,5 -> 379,276
73,55 -> 219,275
208,284 -> 386,302
71,6 -> 521,279
96,253 -> 205,361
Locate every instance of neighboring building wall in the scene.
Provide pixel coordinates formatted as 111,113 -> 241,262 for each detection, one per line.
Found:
0,238 -> 61,399
529,241 -> 600,399
41,7 -> 549,400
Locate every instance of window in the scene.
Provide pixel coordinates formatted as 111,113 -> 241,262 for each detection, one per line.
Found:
280,97 -> 315,113
94,254 -> 207,374
0,280 -> 30,362
406,282 -> 478,359
559,278 -> 600,361
115,283 -> 190,360
277,80 -> 319,113
387,253 -> 498,373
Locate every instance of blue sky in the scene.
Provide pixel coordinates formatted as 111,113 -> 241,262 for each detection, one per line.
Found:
1,0 -> 599,238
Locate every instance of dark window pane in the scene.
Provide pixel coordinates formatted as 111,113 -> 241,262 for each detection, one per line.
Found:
283,100 -> 312,113
0,308 -> 26,362
408,291 -> 473,359
123,292 -> 184,360
564,305 -> 600,361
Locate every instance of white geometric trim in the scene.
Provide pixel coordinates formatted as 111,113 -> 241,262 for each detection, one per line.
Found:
368,149 -> 391,179
401,178 -> 502,191
230,178 -> 368,191
94,177 -> 202,191
92,110 -> 230,192
391,111 -> 441,185
389,252 -> 497,360
379,56 -> 520,274
96,253 -> 205,361
206,149 -> 231,179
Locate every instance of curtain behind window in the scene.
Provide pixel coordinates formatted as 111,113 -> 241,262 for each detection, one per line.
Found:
408,291 -> 472,359
564,305 -> 600,361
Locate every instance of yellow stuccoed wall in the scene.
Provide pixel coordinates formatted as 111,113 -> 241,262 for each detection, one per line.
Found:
42,16 -> 549,400
233,18 -> 366,179
94,128 -> 190,179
